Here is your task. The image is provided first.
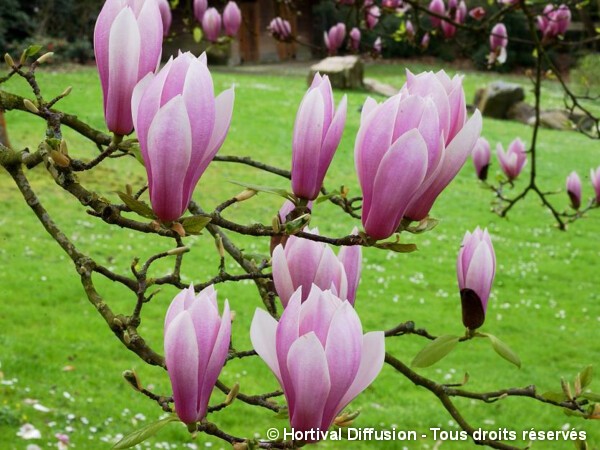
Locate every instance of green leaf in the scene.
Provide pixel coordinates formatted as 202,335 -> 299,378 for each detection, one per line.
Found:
374,241 -> 417,253
127,143 -> 145,166
181,215 -> 212,235
193,26 -> 203,43
541,391 -> 567,403
112,415 -> 179,449
484,333 -> 521,368
117,192 -> 156,220
230,181 -> 294,202
581,392 -> 600,402
573,437 -> 588,450
315,190 -> 340,204
411,335 -> 460,368
404,217 -> 439,234
25,45 -> 43,57
580,365 -> 594,389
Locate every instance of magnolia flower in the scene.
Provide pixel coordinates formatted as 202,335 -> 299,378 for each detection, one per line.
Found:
366,6 -> 381,29
193,0 -> 208,22
272,227 -> 361,306
405,20 -> 415,40
223,1 -> 242,37
373,36 -> 382,55
428,0 -> 445,27
132,52 -> 234,222
566,171 -> 582,209
157,0 -> 172,36
250,286 -> 385,438
489,23 -> 508,64
202,7 -> 222,42
268,17 -> 292,41
324,23 -> 346,55
538,4 -> 571,39
590,166 -> 600,203
469,6 -> 486,20
496,138 -> 527,181
291,73 -> 347,200
355,70 -> 481,239
472,137 -> 491,181
164,285 -> 231,424
421,32 -> 430,49
349,27 -> 361,52
93,0 -> 163,135
457,227 -> 495,329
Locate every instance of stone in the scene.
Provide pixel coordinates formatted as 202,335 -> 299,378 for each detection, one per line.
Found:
308,56 -> 364,89
363,78 -> 398,97
506,101 -> 535,125
531,110 -> 574,131
475,81 -> 525,119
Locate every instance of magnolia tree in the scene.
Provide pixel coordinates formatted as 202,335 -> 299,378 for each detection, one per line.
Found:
0,0 -> 599,449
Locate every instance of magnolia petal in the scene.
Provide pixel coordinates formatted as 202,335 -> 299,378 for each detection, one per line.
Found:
272,244 -> 295,307
250,308 -> 281,380
464,242 -> 494,311
146,95 -> 192,221
164,312 -> 199,424
336,331 -> 385,411
286,333 -> 331,433
197,300 -> 231,421
363,129 -> 428,240
105,8 -> 140,134
321,302 -> 363,429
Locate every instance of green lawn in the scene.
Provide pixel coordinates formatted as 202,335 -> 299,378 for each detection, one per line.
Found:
1,61 -> 599,450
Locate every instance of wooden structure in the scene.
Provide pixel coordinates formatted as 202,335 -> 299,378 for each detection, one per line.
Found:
236,0 -> 315,63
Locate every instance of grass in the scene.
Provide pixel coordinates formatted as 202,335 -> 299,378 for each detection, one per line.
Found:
1,60 -> 599,450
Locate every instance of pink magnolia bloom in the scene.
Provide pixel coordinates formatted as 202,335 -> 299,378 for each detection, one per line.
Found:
93,0 -> 163,135
498,0 -> 519,4
157,0 -> 172,36
469,6 -> 486,20
193,0 -> 208,22
496,138 -> 527,181
349,27 -> 361,52
324,23 -> 346,55
382,0 -> 400,8
421,32 -> 430,49
268,17 -> 292,41
373,36 -> 382,54
406,20 -> 415,39
355,71 -> 481,239
490,23 -> 508,51
272,227 -> 361,306
202,7 -> 222,42
250,286 -> 384,438
355,72 -> 482,239
441,19 -> 456,39
428,0 -> 446,27
366,6 -> 381,29
164,285 -> 231,424
566,171 -> 582,209
472,137 -> 491,181
457,227 -> 495,330
590,166 -> 600,203
291,73 -> 347,200
538,4 -> 571,39
457,1 -> 467,22
223,1 -> 242,37
132,52 -> 234,222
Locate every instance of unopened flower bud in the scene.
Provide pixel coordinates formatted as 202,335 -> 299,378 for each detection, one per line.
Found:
4,53 -> 15,68
234,189 -> 257,202
215,235 -> 225,258
59,139 -> 68,155
23,99 -> 40,114
122,369 -> 143,392
49,150 -> 70,168
271,215 -> 281,233
225,382 -> 240,405
61,86 -> 73,98
232,442 -> 248,450
167,246 -> 190,256
35,52 -> 54,64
